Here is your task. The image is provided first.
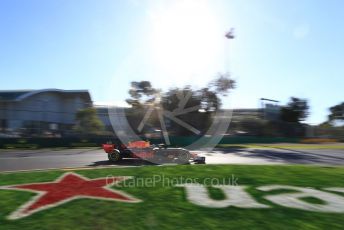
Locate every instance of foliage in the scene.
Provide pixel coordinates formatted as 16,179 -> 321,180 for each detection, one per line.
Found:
74,108 -> 104,136
208,73 -> 236,96
328,102 -> 344,122
125,74 -> 236,136
125,81 -> 157,108
280,97 -> 309,123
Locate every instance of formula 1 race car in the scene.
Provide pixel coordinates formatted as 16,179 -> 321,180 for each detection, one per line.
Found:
102,141 -> 205,164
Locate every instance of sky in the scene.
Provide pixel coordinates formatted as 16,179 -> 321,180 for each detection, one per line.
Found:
0,0 -> 343,124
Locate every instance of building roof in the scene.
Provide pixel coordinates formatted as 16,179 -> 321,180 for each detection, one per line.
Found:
0,90 -> 31,101
0,89 -> 91,102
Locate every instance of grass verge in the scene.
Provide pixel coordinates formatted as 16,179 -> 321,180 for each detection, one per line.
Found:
0,164 -> 343,229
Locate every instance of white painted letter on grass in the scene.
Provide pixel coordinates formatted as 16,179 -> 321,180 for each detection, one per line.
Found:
258,185 -> 344,213
176,184 -> 268,208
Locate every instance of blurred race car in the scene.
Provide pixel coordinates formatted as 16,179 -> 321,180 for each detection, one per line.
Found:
102,141 -> 205,164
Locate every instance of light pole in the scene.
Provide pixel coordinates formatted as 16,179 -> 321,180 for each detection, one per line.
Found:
225,28 -> 235,72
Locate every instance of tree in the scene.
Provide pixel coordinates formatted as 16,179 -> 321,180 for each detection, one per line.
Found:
209,73 -> 236,96
328,102 -> 344,122
163,74 -> 235,135
126,74 -> 235,111
162,73 -> 235,112
280,97 -> 309,123
126,81 -> 157,108
74,108 -> 104,135
161,86 -> 211,135
125,74 -> 236,136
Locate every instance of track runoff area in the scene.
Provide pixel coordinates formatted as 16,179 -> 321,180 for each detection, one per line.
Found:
0,144 -> 344,229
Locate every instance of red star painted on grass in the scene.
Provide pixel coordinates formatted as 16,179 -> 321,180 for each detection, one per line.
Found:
0,173 -> 141,220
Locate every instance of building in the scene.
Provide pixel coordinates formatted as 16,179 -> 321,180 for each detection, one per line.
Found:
95,106 -> 131,133
0,89 -> 92,135
95,106 -> 113,132
230,108 -> 263,121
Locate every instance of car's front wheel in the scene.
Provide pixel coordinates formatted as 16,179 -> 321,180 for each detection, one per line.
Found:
108,149 -> 122,162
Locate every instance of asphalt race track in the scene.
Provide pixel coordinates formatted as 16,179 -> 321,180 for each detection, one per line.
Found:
0,145 -> 344,172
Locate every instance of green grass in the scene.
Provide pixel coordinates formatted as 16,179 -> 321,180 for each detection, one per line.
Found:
0,165 -> 344,229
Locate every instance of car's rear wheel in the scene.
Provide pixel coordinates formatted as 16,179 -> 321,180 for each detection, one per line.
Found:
108,149 -> 122,162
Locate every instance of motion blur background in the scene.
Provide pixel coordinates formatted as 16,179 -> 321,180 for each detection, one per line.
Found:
0,0 -> 343,147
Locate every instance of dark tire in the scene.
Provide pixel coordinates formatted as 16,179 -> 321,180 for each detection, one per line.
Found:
108,149 -> 122,162
176,150 -> 191,164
